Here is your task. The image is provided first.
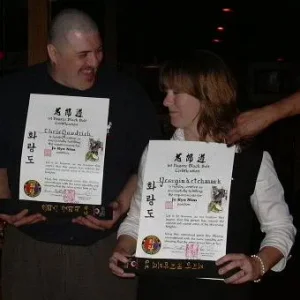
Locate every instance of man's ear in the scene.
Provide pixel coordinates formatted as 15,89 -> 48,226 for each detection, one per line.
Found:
47,44 -> 58,64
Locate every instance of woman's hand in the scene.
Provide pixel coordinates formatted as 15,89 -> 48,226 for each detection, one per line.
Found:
216,253 -> 262,284
109,249 -> 136,278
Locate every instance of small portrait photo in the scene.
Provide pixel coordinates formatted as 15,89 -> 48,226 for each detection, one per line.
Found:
85,138 -> 103,162
208,186 -> 228,213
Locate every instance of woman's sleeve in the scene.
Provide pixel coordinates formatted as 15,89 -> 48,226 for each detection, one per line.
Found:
250,151 -> 297,271
117,146 -> 148,240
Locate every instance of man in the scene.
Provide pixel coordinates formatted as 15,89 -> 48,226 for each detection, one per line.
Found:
0,8 -> 161,300
227,91 -> 300,144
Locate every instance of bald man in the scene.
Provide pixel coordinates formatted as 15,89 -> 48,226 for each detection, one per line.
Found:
0,8 -> 161,300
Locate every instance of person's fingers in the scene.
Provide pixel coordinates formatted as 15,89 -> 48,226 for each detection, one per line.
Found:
14,214 -> 46,227
226,132 -> 241,145
109,255 -> 135,278
224,269 -> 249,284
86,215 -> 115,230
72,216 -> 104,230
14,209 -> 30,221
216,253 -> 245,266
0,214 -> 13,224
0,210 -> 32,225
218,260 -> 242,276
112,252 -> 130,264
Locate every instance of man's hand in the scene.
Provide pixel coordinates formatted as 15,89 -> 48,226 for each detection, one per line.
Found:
73,174 -> 137,230
0,209 -> 46,227
227,107 -> 275,145
72,201 -> 125,230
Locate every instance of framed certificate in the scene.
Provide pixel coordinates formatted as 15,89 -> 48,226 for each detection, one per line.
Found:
126,140 -> 236,278
0,94 -> 112,219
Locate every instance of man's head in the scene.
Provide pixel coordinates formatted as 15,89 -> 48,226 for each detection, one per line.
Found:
47,9 -> 103,90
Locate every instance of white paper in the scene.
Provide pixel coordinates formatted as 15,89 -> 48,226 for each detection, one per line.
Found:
136,140 -> 236,261
19,94 -> 109,205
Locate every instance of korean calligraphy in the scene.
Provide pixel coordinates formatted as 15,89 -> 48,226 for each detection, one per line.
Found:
144,259 -> 204,271
25,131 -> 37,164
144,181 -> 157,218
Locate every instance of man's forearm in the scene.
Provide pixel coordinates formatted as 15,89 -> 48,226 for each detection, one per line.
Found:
117,174 -> 138,214
271,90 -> 300,122
0,168 -> 11,199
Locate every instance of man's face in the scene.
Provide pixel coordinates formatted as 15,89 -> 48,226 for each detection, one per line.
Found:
49,30 -> 103,90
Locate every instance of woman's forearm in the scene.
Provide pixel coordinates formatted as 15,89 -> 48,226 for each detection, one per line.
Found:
115,234 -> 137,255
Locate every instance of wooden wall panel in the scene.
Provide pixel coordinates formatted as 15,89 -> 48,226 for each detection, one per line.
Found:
28,0 -> 49,66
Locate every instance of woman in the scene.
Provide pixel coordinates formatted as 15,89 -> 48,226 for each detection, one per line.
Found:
109,50 -> 296,300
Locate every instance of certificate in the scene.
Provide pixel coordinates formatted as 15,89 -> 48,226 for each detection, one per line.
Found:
19,94 -> 109,207
132,140 -> 236,277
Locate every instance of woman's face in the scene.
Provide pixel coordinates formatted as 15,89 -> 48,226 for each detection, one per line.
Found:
163,89 -> 201,131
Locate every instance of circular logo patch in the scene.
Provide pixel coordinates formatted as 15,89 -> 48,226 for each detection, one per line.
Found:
24,180 -> 41,197
142,235 -> 161,255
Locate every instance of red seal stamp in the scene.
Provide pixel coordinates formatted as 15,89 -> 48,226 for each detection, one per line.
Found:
24,180 -> 41,198
44,149 -> 52,157
63,189 -> 76,203
142,235 -> 161,255
185,243 -> 199,259
165,201 -> 173,209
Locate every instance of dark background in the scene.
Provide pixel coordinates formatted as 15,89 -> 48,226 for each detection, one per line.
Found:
0,1 -> 299,298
